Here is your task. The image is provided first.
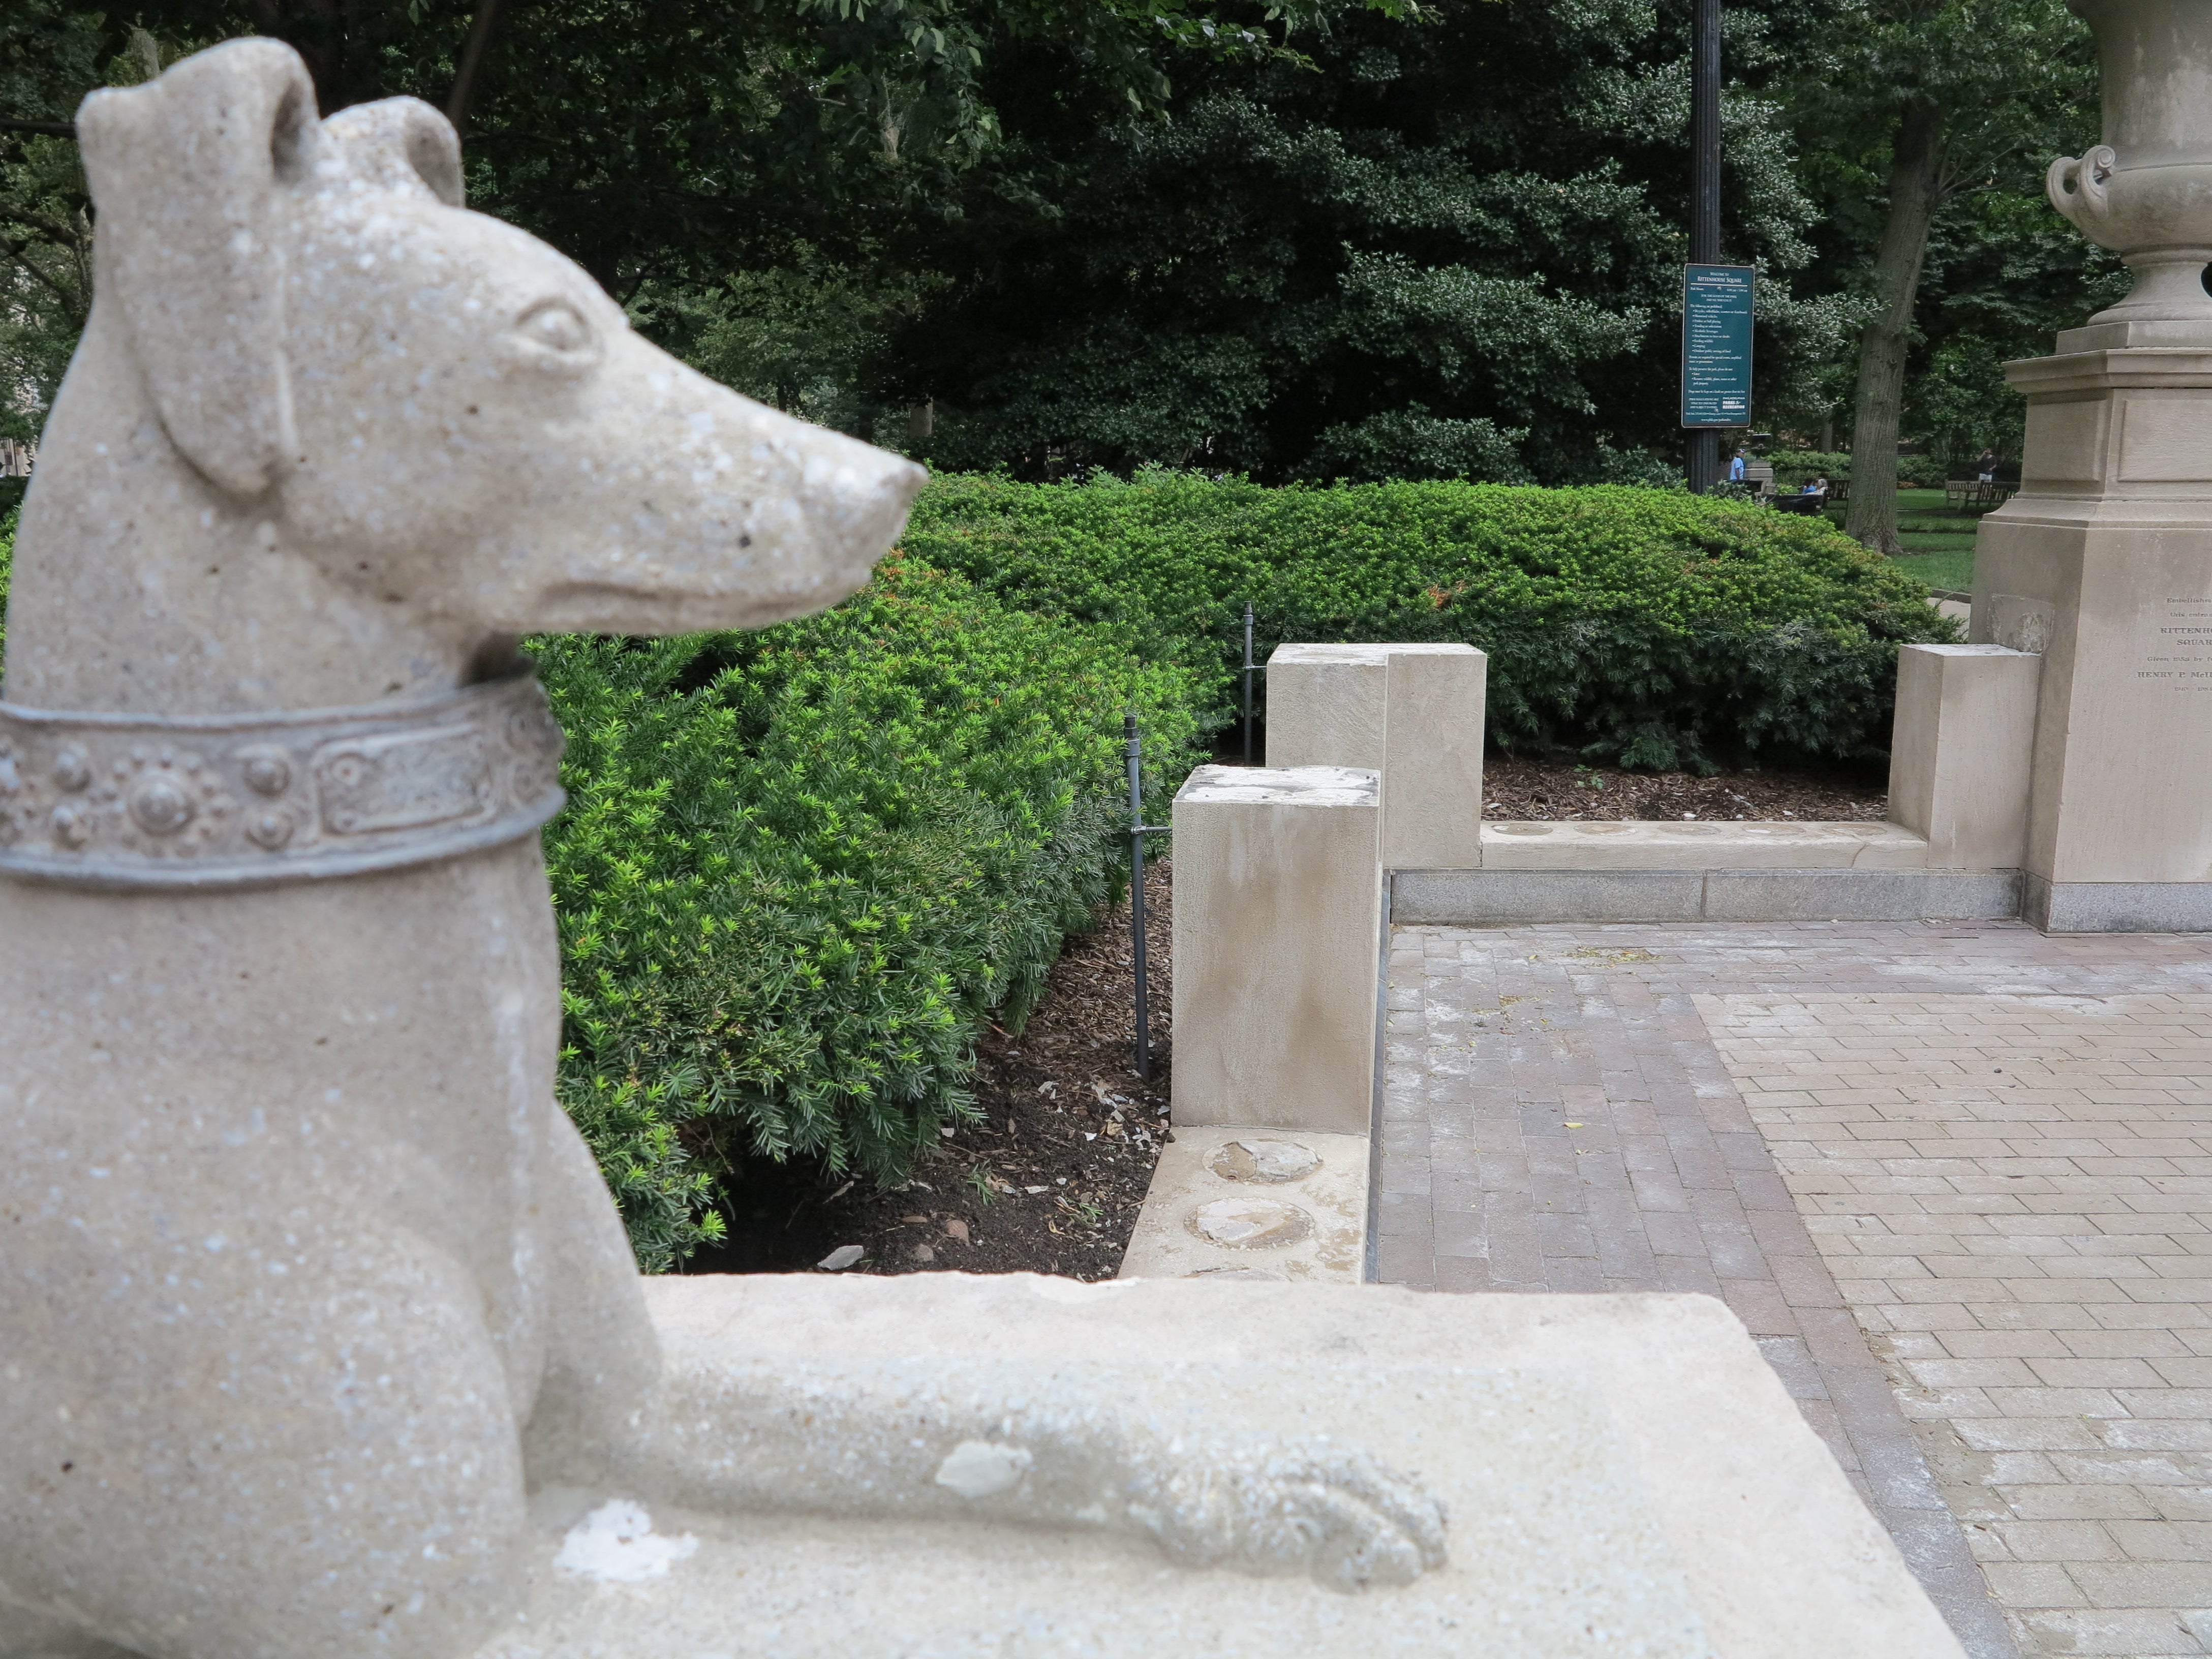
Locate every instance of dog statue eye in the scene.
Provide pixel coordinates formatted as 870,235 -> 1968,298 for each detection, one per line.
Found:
516,303 -> 591,355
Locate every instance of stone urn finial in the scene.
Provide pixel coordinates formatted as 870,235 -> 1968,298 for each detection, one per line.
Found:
2047,0 -> 2212,324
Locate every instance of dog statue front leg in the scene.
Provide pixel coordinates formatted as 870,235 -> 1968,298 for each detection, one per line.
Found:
621,1357 -> 1449,1593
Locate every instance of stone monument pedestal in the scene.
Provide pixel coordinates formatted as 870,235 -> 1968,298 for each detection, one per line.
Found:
1975,340 -> 2212,930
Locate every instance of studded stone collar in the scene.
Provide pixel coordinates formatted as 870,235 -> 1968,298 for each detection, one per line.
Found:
0,674 -> 566,891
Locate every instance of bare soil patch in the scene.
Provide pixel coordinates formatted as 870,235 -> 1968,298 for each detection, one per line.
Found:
1482,754 -> 1887,822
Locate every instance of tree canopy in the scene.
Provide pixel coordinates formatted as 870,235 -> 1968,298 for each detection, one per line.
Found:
1,0 -> 2115,502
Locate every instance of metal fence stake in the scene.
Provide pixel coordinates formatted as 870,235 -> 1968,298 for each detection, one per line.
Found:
1123,712 -> 1171,1084
1241,602 -> 1255,765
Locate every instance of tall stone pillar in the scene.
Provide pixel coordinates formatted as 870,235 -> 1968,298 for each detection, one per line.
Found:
1976,0 -> 2212,931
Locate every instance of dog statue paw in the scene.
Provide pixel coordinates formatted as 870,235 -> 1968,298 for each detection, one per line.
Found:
1125,1439 -> 1451,1592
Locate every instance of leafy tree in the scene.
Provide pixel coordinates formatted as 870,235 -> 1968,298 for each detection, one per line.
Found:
1894,154 -> 2121,468
0,4 -> 125,511
1784,0 -> 2093,551
5,0 -> 1852,489
4,0 -> 2106,506
878,0 -> 1850,483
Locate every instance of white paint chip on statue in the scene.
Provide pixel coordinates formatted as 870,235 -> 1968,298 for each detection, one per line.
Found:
934,1440 -> 1037,1499
553,1501 -> 700,1583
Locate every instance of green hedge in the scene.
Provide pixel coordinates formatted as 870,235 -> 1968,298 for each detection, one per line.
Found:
0,520 -> 1201,1270
1767,452 -> 1951,490
901,473 -> 1954,772
533,556 -> 1202,1268
3,477 -> 1955,1271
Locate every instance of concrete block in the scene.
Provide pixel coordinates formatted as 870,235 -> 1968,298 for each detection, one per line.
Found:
642,1275 -> 1972,1659
1381,647 -> 1486,868
1887,645 -> 2040,871
2024,875 -> 2212,933
1265,643 -> 1395,771
1480,820 -> 1930,871
1119,1126 -> 1369,1281
1392,869 -> 1707,925
1701,869 -> 2022,923
1171,765 -> 1381,1134
1266,642 -> 1486,869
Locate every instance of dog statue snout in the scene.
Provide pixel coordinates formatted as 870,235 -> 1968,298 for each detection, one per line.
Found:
496,339 -> 929,638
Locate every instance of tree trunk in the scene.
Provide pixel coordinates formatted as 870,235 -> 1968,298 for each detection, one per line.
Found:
446,0 -> 506,135
1844,97 -> 1946,556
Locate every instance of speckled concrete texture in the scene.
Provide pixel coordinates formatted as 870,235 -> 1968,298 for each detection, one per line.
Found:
635,1274 -> 1967,1659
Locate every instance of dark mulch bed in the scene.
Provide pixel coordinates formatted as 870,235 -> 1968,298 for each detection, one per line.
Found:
680,864 -> 1173,1280
1481,754 -> 1887,822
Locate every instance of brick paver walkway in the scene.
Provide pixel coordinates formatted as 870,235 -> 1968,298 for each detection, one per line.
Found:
1379,921 -> 2212,1659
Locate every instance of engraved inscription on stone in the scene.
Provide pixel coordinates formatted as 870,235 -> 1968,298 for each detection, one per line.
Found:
314,725 -> 496,835
2137,596 -> 2212,691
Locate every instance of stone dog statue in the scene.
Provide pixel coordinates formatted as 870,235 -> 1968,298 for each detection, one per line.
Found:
0,39 -> 1445,1659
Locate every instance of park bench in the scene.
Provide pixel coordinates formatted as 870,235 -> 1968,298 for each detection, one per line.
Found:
1945,478 -> 2016,509
1769,490 -> 1826,515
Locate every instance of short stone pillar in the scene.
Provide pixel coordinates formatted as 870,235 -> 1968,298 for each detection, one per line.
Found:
1171,765 -> 1381,1135
1886,644 -> 2040,870
1265,642 -> 1486,868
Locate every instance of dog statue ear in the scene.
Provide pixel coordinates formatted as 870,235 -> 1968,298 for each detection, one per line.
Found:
77,40 -> 319,499
320,98 -> 465,208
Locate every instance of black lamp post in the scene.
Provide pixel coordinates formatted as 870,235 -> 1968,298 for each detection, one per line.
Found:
1686,0 -> 1724,494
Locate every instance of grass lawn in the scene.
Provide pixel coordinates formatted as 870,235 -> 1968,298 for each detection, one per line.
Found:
1891,547 -> 1976,593
1817,487 -> 1981,595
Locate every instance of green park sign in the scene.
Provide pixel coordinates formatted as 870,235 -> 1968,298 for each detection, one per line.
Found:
1680,263 -> 1755,429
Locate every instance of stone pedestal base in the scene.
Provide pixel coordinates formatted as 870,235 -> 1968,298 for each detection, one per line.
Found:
1977,345 -> 2212,927
1118,1125 -> 1369,1281
483,1275 -> 1971,1659
2023,873 -> 2212,933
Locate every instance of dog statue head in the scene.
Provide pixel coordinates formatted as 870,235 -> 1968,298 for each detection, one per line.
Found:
5,38 -> 924,714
